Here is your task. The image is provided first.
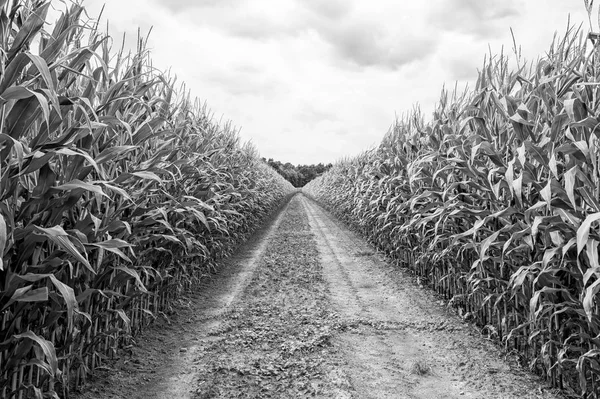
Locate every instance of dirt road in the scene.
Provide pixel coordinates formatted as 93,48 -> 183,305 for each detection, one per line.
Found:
76,194 -> 561,399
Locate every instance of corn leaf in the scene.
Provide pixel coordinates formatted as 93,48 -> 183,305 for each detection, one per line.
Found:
14,330 -> 58,377
33,225 -> 93,273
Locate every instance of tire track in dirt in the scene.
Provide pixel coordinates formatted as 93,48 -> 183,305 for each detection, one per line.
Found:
189,194 -> 355,398
301,194 -> 561,399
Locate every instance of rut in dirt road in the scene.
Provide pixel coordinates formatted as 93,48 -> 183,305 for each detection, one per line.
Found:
77,193 -> 561,399
300,195 -> 561,399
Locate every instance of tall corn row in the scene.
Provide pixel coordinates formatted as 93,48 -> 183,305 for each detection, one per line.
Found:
306,26 -> 600,397
0,1 -> 294,398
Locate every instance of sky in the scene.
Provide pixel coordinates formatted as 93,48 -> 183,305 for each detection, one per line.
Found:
67,0 -> 590,165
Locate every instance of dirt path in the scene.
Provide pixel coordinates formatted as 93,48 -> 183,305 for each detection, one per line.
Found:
75,193 -> 562,399
300,195 -> 560,399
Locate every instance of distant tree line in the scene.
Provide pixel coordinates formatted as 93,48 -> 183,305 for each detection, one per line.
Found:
263,158 -> 332,187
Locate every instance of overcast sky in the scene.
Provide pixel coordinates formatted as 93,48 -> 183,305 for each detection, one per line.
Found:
74,0 -> 589,165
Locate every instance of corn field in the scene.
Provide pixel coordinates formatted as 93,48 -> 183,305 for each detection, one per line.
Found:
0,1 -> 294,398
305,23 -> 600,399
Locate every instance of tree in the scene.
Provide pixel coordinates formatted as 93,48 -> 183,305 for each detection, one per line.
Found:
263,158 -> 332,187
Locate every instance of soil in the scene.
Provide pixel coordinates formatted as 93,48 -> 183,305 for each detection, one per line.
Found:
72,193 -> 564,399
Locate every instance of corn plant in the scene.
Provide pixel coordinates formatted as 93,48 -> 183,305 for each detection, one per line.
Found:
0,1 -> 294,398
305,21 -> 600,399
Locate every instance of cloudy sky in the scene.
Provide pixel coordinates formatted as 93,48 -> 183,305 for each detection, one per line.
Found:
73,0 -> 589,165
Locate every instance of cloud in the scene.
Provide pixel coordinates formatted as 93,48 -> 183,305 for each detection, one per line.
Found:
428,0 -> 522,38
298,1 -> 438,70
314,21 -> 436,70
156,0 -> 197,12
446,57 -> 481,81
157,0 -> 239,13
432,31 -> 488,82
303,0 -> 351,19
203,65 -> 283,97
170,0 -> 307,41
296,103 -> 339,128
168,0 -> 436,71
227,18 -> 295,40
